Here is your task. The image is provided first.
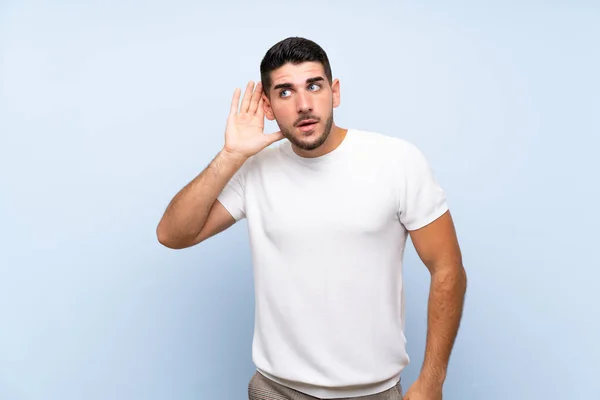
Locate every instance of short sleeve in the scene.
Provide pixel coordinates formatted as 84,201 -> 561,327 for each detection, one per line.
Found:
216,157 -> 253,221
397,142 -> 449,231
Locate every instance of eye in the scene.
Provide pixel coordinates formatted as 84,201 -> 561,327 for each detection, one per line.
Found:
308,83 -> 321,91
279,89 -> 291,98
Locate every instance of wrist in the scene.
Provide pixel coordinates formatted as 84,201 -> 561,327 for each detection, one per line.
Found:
418,366 -> 447,387
219,148 -> 248,165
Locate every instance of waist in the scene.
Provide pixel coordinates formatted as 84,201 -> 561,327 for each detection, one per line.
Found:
256,368 -> 401,398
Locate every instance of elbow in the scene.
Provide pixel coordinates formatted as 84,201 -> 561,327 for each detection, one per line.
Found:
458,264 -> 467,290
156,222 -> 197,249
431,262 -> 467,292
448,261 -> 467,284
453,263 -> 468,295
156,223 -> 181,249
156,224 -> 174,248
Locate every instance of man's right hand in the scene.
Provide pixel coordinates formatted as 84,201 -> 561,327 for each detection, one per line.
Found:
223,81 -> 284,161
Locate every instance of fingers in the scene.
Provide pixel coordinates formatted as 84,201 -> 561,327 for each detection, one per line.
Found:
232,81 -> 263,115
240,81 -> 255,114
229,88 -> 241,116
248,82 -> 263,114
256,96 -> 264,117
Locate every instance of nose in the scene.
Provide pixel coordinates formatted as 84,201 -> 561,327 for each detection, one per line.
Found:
296,91 -> 313,114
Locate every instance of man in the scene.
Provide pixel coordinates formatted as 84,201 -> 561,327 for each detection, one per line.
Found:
157,37 -> 467,400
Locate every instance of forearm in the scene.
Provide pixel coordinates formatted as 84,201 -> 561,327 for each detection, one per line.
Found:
419,264 -> 467,385
156,149 -> 246,246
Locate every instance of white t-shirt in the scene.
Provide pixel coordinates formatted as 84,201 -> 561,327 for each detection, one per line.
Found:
217,128 -> 448,398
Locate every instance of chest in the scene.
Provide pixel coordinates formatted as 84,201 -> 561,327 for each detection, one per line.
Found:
245,161 -> 400,240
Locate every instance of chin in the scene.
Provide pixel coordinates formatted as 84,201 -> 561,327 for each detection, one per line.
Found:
288,131 -> 327,151
281,116 -> 333,151
297,141 -> 324,151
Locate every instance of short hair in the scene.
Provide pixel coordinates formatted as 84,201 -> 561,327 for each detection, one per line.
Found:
260,37 -> 333,94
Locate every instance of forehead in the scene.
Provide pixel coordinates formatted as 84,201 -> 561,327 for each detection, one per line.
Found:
270,62 -> 326,86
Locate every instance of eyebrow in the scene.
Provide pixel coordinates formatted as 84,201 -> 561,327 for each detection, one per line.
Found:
273,76 -> 325,91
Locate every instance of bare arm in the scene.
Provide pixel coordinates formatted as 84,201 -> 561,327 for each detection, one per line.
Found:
406,210 -> 467,398
156,150 -> 246,249
156,80 -> 283,249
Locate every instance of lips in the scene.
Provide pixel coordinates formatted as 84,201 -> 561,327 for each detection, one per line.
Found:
297,119 -> 318,126
296,119 -> 319,132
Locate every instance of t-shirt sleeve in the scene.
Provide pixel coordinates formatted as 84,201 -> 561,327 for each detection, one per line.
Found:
396,141 -> 449,231
216,158 -> 252,221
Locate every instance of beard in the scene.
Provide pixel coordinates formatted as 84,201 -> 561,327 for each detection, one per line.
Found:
279,112 -> 334,151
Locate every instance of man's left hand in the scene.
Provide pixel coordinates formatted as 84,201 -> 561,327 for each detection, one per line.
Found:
403,378 -> 443,400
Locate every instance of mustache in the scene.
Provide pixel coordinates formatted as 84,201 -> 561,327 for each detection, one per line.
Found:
294,114 -> 320,126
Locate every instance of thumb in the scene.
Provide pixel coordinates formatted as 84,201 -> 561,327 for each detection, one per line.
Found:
264,131 -> 285,146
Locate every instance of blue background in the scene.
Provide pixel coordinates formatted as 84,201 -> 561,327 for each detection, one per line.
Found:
1,1 -> 598,399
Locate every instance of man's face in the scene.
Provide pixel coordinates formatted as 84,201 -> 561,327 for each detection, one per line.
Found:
263,62 -> 340,151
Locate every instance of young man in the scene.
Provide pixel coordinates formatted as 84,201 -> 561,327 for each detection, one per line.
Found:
157,37 -> 467,400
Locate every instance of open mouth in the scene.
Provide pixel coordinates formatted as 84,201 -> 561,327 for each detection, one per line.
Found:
296,119 -> 318,132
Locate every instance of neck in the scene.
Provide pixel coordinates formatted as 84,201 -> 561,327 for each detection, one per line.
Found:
292,125 -> 348,158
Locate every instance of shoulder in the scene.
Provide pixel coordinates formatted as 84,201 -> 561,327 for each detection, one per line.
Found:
349,129 -> 439,189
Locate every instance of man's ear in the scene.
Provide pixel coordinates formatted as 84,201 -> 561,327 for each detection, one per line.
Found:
332,78 -> 341,108
262,94 -> 275,121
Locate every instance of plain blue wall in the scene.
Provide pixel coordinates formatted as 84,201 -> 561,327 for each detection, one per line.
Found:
1,1 -> 598,399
